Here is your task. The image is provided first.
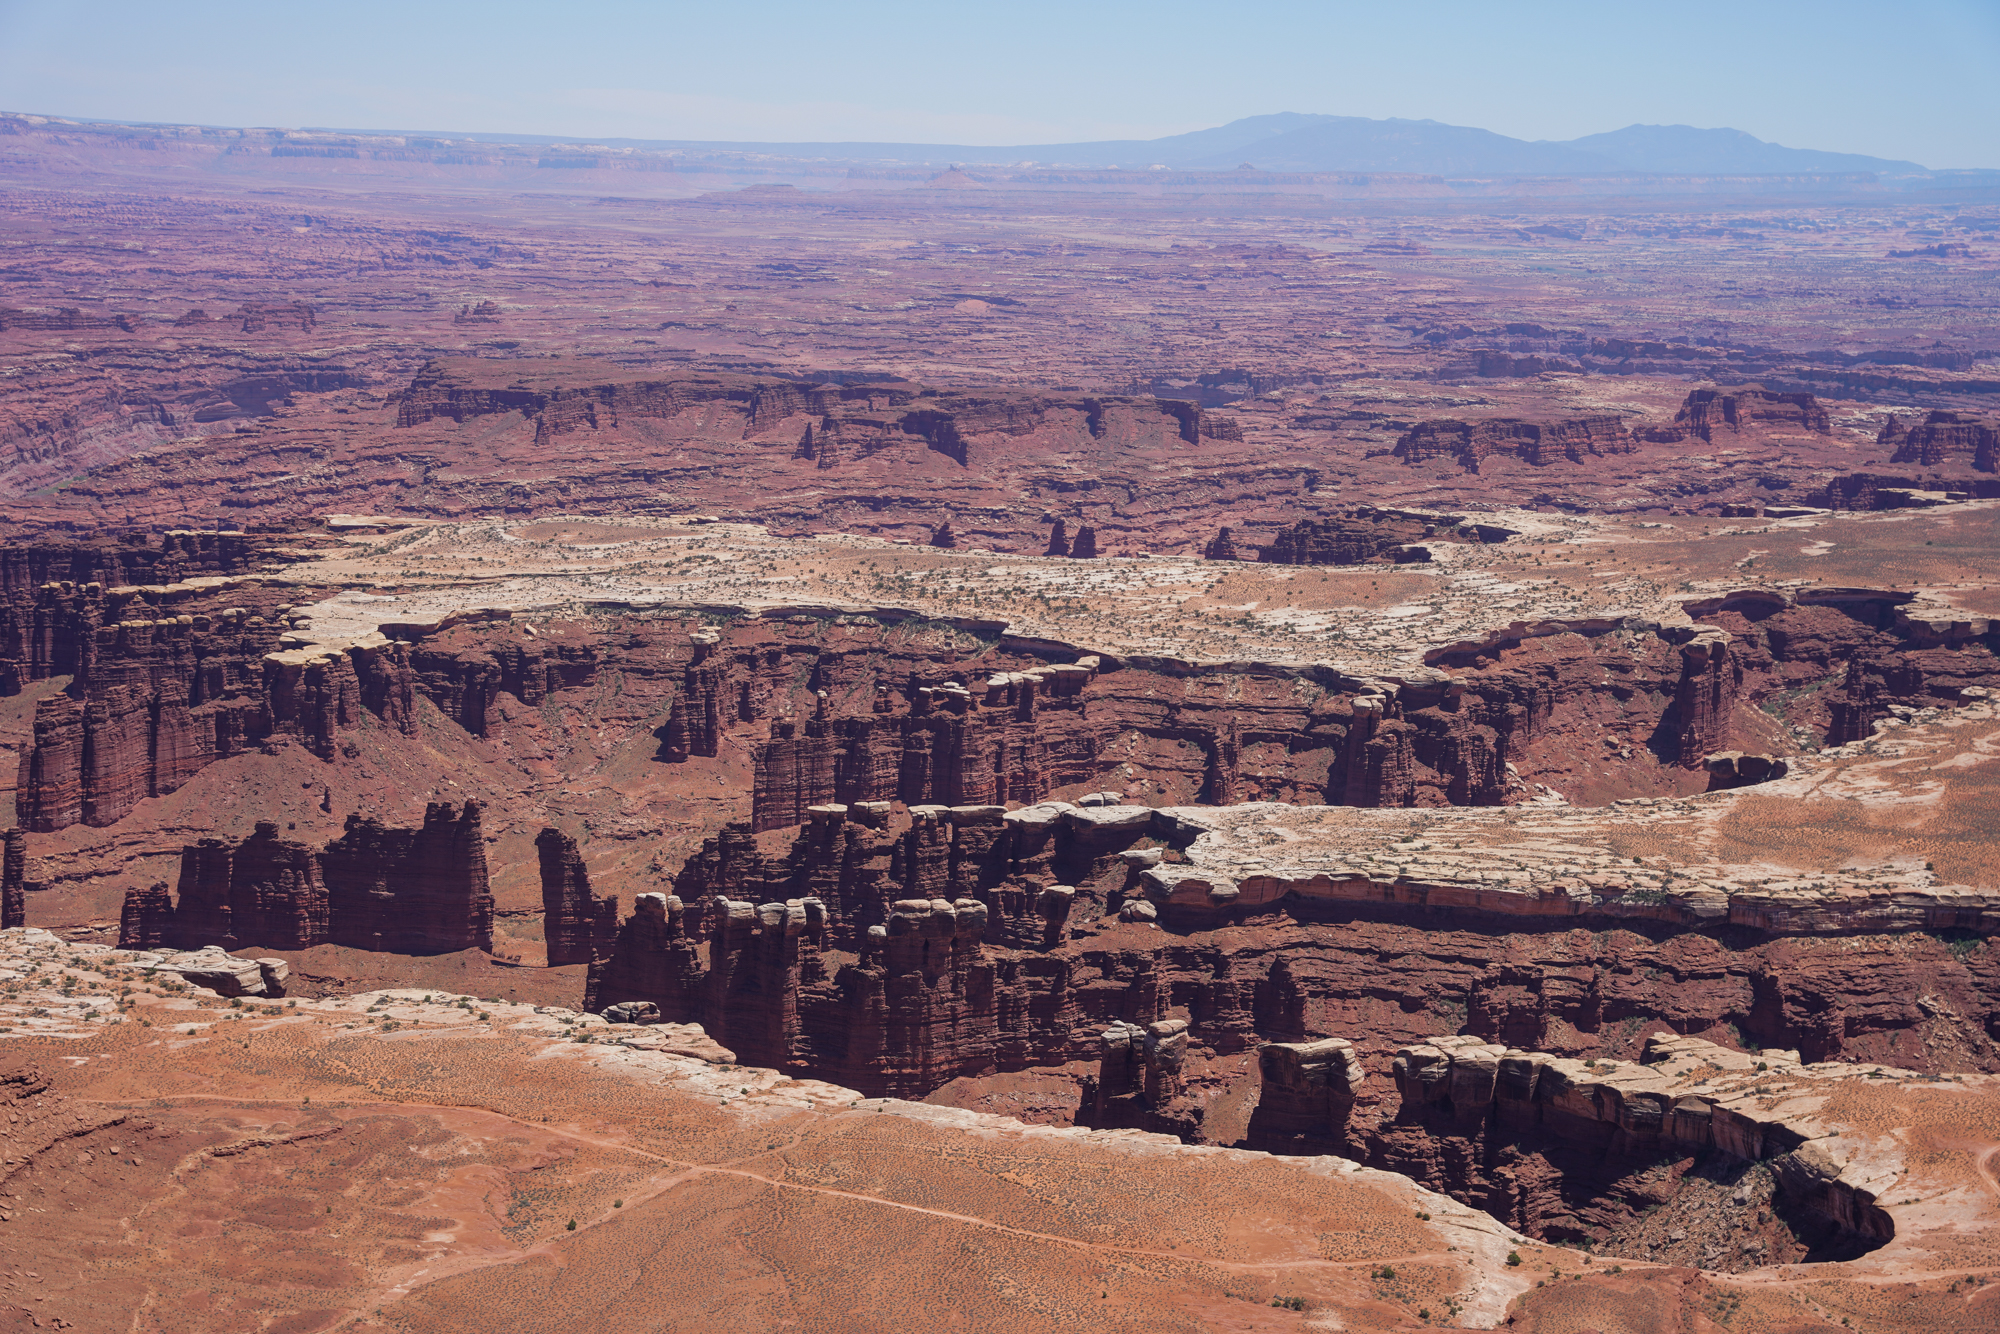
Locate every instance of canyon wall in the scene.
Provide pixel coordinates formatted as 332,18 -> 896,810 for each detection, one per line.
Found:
584,794 -> 2000,1103
1880,409 -> 1999,471
18,581 -> 1996,848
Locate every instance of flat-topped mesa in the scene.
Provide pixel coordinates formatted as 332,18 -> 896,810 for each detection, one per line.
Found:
393,359 -> 1241,463
1880,409 -> 2000,471
1391,416 -> 1632,473
1379,1033 -> 1895,1255
536,827 -> 618,966
119,800 -> 494,955
1667,385 -> 1831,442
322,801 -> 494,954
1257,508 -> 1451,565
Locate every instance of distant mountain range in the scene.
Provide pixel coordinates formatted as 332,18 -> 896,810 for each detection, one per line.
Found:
432,112 -> 1932,176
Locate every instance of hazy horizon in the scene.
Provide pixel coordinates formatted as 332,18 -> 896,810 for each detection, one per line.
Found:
2,0 -> 1997,168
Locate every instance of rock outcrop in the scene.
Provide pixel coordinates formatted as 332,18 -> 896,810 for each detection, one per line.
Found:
1881,409 -> 1999,471
1259,508 -> 1447,564
675,589 -> 2000,831
1363,1033 -> 1895,1257
1246,1037 -> 1367,1147
120,801 -> 494,955
1669,386 -> 1831,441
585,799 -> 1166,1093
13,582 -> 419,831
394,360 -> 1242,462
1,829 -> 23,929
537,827 -> 619,965
0,530 -> 261,693
1392,416 -> 1632,472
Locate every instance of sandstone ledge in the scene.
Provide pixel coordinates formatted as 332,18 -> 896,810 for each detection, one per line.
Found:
1140,799 -> 1999,936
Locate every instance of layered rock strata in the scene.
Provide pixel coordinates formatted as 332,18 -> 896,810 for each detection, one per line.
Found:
724,587 -> 1998,829
118,802 -> 494,954
1392,416 -> 1632,472
1669,386 -> 1831,441
13,583 -> 418,831
396,360 -> 1243,460
0,530 -> 260,692
591,776 -> 2000,1105
1880,409 -> 1999,471
1258,508 -> 1450,564
1357,1033 -> 1897,1259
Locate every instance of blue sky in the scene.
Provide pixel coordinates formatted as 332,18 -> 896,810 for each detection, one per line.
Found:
2,0 -> 1996,166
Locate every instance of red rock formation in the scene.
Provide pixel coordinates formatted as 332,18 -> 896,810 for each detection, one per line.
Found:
1671,386 -> 1831,442
1,829 -> 22,929
1259,508 -> 1443,565
121,801 -> 493,954
1069,526 -> 1098,558
321,802 -> 494,954
1669,628 -> 1738,767
537,827 -> 619,965
235,302 -> 316,333
1244,1038 -> 1365,1148
14,590 -> 418,832
1474,351 -> 1581,377
676,594 -> 2000,831
1355,1035 -> 1892,1257
1881,410 -> 2000,471
1043,519 -> 1069,557
118,880 -> 172,948
930,522 -> 957,549
410,636 -> 596,737
1393,416 -> 1631,472
153,822 -> 326,950
1202,527 -> 1241,561
588,794 -> 2000,1109
0,531 -> 261,692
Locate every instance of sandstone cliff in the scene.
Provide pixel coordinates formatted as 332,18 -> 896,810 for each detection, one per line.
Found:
1392,416 -> 1632,472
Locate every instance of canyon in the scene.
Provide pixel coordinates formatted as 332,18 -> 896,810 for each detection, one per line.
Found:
1,107 -> 1998,1333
